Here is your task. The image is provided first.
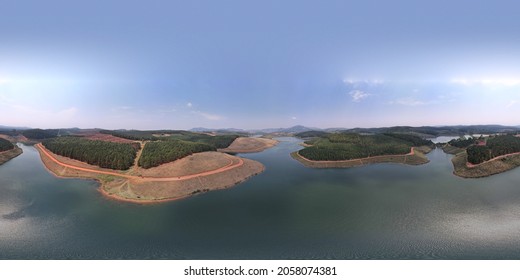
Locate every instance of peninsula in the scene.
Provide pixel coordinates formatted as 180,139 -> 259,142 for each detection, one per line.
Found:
24,129 -> 276,203
0,137 -> 23,165
443,134 -> 520,178
292,131 -> 434,168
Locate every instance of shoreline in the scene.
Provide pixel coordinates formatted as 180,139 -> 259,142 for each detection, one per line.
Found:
0,146 -> 23,165
451,151 -> 520,178
292,146 -> 432,168
35,143 -> 265,203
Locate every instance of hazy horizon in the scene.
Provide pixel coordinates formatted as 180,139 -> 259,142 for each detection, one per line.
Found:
2,0 -> 520,129
2,123 -> 520,133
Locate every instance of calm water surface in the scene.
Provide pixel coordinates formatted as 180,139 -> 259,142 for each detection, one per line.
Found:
2,138 -> 520,259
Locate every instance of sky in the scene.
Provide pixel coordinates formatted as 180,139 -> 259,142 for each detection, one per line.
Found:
1,0 -> 520,130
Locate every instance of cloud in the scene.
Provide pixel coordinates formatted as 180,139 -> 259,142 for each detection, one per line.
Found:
159,107 -> 177,113
111,106 -> 133,112
507,100 -> 519,108
451,78 -> 520,87
186,102 -> 193,108
57,107 -> 78,117
291,116 -> 297,120
192,110 -> 224,121
390,97 -> 427,106
343,78 -> 384,86
349,90 -> 371,102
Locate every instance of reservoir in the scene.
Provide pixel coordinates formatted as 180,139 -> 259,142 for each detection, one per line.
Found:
2,137 -> 520,259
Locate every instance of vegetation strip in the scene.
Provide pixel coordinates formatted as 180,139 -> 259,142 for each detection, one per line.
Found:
297,147 -> 414,163
36,143 -> 243,181
296,132 -> 433,161
42,137 -> 139,170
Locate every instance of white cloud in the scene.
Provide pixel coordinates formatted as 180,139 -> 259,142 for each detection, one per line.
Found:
343,78 -> 384,86
349,90 -> 371,102
390,97 -> 427,106
192,110 -> 224,121
291,116 -> 297,120
111,106 -> 133,112
451,78 -> 520,87
186,102 -> 193,108
507,100 -> 519,108
159,107 -> 177,113
57,107 -> 78,117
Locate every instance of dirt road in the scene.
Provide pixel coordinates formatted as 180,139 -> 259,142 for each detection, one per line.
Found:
466,151 -> 520,168
36,143 -> 243,181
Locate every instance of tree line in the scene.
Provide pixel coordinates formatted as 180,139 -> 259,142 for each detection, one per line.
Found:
297,133 -> 425,161
138,139 -> 215,169
448,137 -> 476,148
466,135 -> 520,164
0,138 -> 14,152
23,129 -> 60,139
43,137 -> 139,170
101,129 -> 238,149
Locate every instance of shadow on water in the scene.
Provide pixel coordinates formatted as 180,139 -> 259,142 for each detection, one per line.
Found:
2,139 -> 520,259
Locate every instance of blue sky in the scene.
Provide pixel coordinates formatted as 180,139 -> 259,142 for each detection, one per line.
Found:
1,0 -> 520,129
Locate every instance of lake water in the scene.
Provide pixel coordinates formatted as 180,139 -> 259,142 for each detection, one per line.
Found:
2,138 -> 520,259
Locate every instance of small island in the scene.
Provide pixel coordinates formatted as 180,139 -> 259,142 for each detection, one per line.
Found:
0,137 -> 23,165
443,134 -> 520,178
30,129 -> 276,203
292,131 -> 434,168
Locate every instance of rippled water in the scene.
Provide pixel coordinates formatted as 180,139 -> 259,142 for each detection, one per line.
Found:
2,138 -> 520,259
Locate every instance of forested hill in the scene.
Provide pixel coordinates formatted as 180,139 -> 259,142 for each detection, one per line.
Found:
42,137 -> 139,170
38,130 -> 240,170
0,138 -> 15,152
100,129 -> 238,149
466,135 -> 520,164
296,132 -> 434,161
22,129 -> 60,139
138,140 -> 215,169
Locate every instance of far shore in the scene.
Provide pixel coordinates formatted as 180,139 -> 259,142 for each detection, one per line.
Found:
35,143 -> 265,203
292,146 -> 432,168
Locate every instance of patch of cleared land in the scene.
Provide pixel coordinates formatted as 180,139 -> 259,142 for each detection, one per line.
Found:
218,137 -> 278,153
292,146 -> 432,168
81,132 -> 136,144
36,143 -> 264,203
451,151 -> 520,178
0,146 -> 23,165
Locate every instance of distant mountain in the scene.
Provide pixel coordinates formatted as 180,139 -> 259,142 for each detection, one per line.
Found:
323,127 -> 348,132
190,127 -> 248,133
0,125 -> 31,131
252,125 -> 321,134
191,125 -> 320,134
337,125 -> 520,137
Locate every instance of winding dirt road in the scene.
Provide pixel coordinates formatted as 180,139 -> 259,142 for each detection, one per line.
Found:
35,143 -> 244,181
466,151 -> 520,168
